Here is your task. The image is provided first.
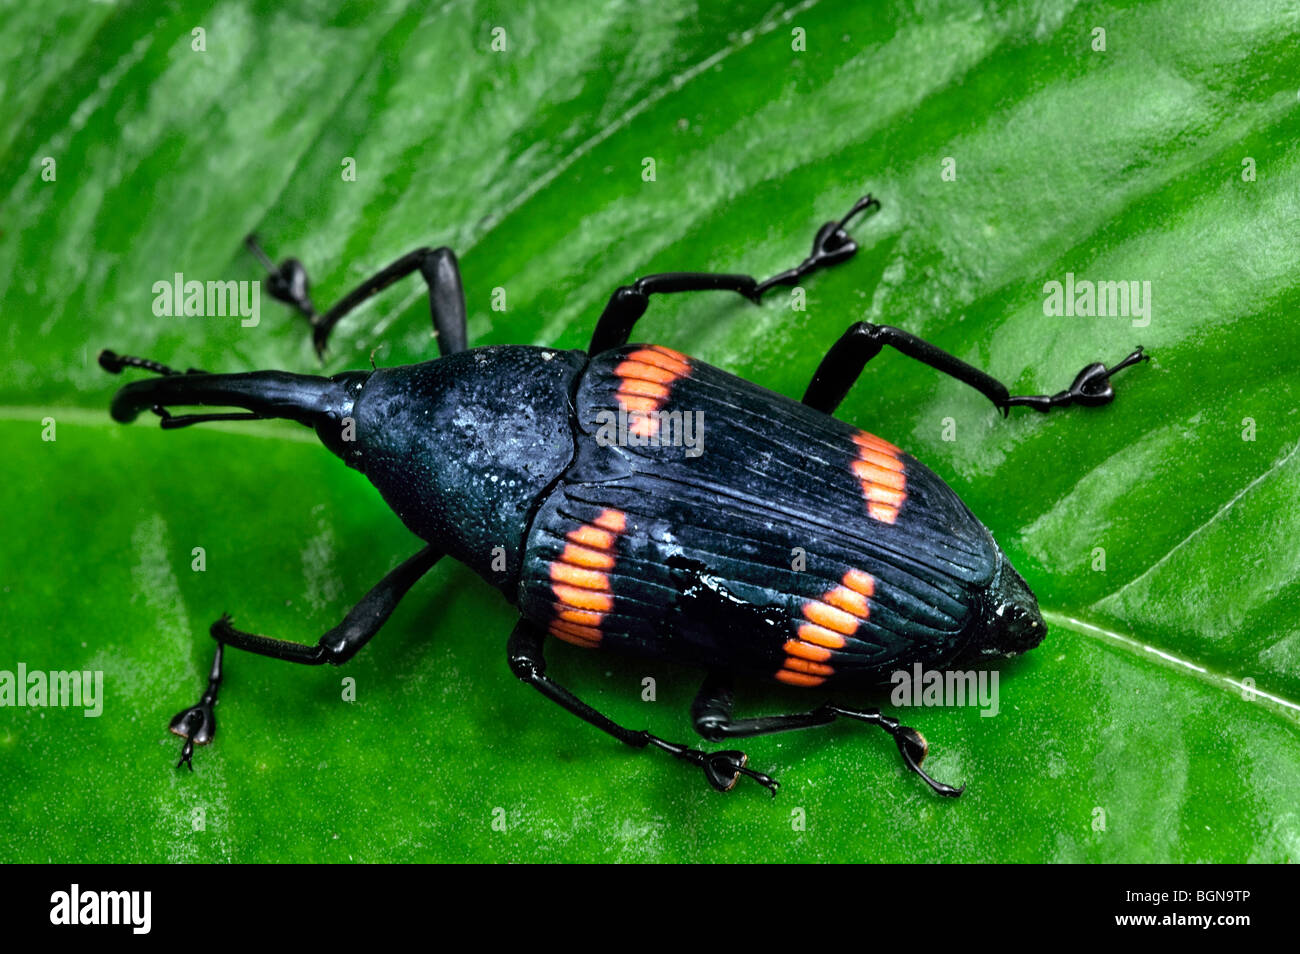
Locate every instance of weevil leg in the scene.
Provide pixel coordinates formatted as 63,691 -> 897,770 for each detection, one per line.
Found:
167,546 -> 441,768
691,671 -> 963,797
507,620 -> 779,795
802,320 -> 1151,417
171,644 -> 222,770
245,236 -> 468,359
587,194 -> 880,355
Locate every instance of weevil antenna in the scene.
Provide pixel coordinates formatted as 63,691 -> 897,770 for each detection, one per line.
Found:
99,349 -> 205,377
101,350 -> 368,453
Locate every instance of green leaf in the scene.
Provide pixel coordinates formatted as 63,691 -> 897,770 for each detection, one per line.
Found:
2,0 -> 1296,862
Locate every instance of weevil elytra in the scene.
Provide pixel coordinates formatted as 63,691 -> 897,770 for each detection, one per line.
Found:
101,194 -> 1147,796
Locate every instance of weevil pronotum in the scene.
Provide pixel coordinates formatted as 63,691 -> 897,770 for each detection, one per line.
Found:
101,194 -> 1148,797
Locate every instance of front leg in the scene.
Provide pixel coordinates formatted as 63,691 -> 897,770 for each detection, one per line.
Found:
170,545 -> 441,769
507,620 -> 778,795
246,237 -> 469,359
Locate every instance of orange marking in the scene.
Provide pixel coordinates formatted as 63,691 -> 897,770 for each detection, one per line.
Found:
797,622 -> 847,649
614,347 -> 691,439
549,622 -> 600,649
869,503 -> 900,523
625,348 -> 690,375
824,585 -> 869,619
650,344 -> 687,360
775,670 -> 826,688
856,446 -> 905,473
851,429 -> 907,525
852,430 -> 899,454
626,346 -> 690,372
628,414 -> 659,438
568,525 -> 614,550
864,485 -> 906,509
782,657 -> 834,677
550,563 -> 609,591
777,568 -> 876,686
550,619 -> 603,643
614,360 -> 678,384
560,543 -> 615,570
617,393 -> 659,414
842,569 -> 875,596
556,607 -> 603,626
783,639 -> 832,662
548,509 -> 629,650
616,378 -> 671,400
851,459 -> 907,491
551,583 -> 613,613
803,601 -> 860,635
594,510 -> 626,533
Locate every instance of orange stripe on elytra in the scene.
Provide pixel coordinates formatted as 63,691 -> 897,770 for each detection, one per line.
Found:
567,525 -> 614,549
869,503 -> 900,523
626,347 -> 690,374
783,639 -> 832,662
824,585 -> 869,619
851,459 -> 906,491
782,657 -> 834,677
556,607 -> 603,626
549,623 -> 600,649
616,378 -> 671,400
550,563 -> 609,591
796,623 -> 847,649
548,509 -> 629,649
594,509 -> 626,533
775,670 -> 826,688
775,568 -> 877,686
803,601 -> 859,635
560,543 -> 615,570
842,569 -> 875,596
864,485 -> 906,508
550,583 -> 613,613
614,347 -> 691,438
617,394 -> 660,415
550,619 -> 603,643
851,429 -> 907,525
852,431 -> 899,454
614,360 -> 678,384
856,446 -> 905,473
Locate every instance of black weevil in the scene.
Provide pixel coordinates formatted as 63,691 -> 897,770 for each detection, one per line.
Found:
101,195 -> 1148,796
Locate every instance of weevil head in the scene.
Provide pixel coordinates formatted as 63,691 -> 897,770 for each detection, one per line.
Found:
969,552 -> 1045,659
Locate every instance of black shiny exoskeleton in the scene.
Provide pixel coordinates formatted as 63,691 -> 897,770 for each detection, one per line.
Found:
101,195 -> 1148,797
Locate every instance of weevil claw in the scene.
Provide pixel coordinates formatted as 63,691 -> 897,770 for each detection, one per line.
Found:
894,725 -> 963,797
169,700 -> 215,771
702,750 -> 779,794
